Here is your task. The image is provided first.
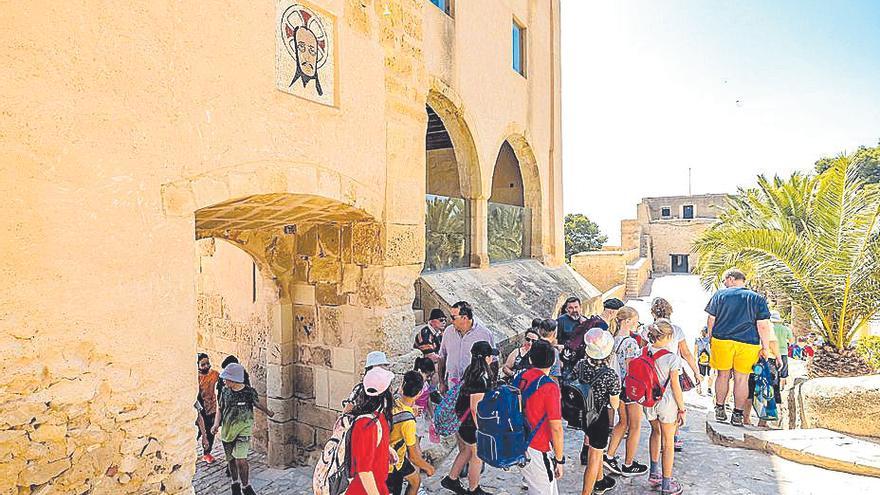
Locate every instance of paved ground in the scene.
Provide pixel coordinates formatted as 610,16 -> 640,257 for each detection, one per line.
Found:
193,275 -> 880,494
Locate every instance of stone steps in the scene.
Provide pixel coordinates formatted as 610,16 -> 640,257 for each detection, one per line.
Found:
706,411 -> 880,478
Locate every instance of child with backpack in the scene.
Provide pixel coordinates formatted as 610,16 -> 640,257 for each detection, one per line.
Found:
575,328 -> 620,495
604,306 -> 649,477
345,367 -> 396,495
211,363 -> 275,495
387,371 -> 436,495
514,339 -> 565,495
694,327 -> 713,396
440,341 -> 498,495
640,320 -> 686,495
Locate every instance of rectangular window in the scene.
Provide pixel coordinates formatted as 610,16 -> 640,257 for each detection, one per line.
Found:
661,207 -> 671,218
430,0 -> 452,16
512,20 -> 526,76
683,205 -> 695,219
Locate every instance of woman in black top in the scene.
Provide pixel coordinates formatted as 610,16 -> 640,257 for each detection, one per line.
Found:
440,341 -> 498,495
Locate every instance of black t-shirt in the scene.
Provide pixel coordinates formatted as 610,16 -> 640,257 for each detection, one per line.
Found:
216,369 -> 251,404
413,325 -> 442,355
575,360 -> 620,411
455,374 -> 489,427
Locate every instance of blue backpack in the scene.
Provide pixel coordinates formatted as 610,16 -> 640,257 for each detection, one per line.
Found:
752,358 -> 779,421
475,372 -> 553,469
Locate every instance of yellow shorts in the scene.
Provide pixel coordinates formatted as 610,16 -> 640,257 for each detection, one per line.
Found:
709,337 -> 761,375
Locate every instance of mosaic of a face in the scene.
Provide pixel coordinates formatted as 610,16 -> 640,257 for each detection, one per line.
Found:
280,4 -> 328,97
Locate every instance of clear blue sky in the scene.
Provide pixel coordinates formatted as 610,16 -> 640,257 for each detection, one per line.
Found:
561,0 -> 880,243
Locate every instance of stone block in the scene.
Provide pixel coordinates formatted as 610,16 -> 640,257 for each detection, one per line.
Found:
268,340 -> 295,366
267,420 -> 296,467
293,423 -> 317,450
267,397 -> 296,423
340,264 -> 362,294
341,225 -> 354,263
160,181 -> 195,217
296,401 -> 337,429
352,222 -> 384,265
298,226 -> 319,257
293,257 -> 311,283
314,367 -> 330,408
291,284 -> 316,306
306,346 -> 332,368
328,370 -> 357,412
266,364 -> 295,399
317,224 -> 341,257
310,256 -> 342,284
357,265 -> 385,308
316,283 -> 347,306
316,170 -> 342,200
332,347 -> 356,373
190,176 -> 230,209
270,303 -> 294,345
319,306 -> 344,346
386,178 -> 425,224
227,171 -> 261,199
293,364 -> 315,399
294,304 -> 319,343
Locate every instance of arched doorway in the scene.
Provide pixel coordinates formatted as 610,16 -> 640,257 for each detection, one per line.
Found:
488,136 -> 542,262
193,192 -> 380,468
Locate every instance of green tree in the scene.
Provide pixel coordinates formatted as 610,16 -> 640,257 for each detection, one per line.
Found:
693,154 -> 880,376
815,140 -> 880,183
564,213 -> 607,262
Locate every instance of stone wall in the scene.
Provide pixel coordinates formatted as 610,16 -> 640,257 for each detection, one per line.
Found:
640,194 -> 728,221
570,248 -> 643,294
427,148 -> 462,198
645,219 -> 716,273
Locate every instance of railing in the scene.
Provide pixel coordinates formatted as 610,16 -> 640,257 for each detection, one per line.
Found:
424,194 -> 469,272
488,202 -> 530,263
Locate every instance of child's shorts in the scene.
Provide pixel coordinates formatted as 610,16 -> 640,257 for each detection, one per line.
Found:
645,394 -> 679,424
222,436 -> 252,460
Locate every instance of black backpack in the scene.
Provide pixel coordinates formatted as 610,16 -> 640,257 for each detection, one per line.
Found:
561,379 -> 600,430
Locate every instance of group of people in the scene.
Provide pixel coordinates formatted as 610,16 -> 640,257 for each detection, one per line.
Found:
199,266 -> 788,495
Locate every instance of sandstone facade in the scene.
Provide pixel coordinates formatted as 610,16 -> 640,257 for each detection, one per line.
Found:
1,1 -> 564,492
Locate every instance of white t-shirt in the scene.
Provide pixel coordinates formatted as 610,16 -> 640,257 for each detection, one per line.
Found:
612,334 -> 641,380
648,345 -> 682,399
640,323 -> 686,355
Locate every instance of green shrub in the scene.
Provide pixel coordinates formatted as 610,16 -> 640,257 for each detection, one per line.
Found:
855,335 -> 880,372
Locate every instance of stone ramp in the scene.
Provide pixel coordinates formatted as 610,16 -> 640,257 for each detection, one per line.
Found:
706,412 -> 880,478
417,260 -> 602,347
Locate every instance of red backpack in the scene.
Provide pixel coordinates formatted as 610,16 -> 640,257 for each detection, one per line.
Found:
624,347 -> 671,407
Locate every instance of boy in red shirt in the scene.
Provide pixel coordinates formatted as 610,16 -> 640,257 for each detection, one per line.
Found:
516,339 -> 565,495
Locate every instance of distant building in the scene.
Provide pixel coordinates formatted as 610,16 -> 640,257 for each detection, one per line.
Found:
626,194 -> 729,274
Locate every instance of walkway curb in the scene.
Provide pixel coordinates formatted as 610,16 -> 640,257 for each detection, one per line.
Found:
706,412 -> 880,478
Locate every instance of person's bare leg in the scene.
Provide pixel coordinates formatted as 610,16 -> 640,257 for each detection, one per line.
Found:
237,459 -> 249,486
649,420 -> 661,465
606,403 -> 628,458
405,472 -> 421,495
660,422 -> 676,479
466,445 -> 482,491
624,403 -> 642,465
448,436 -> 470,482
732,370 -> 751,410
715,369 -> 731,406
742,400 -> 753,425
581,447 -> 603,495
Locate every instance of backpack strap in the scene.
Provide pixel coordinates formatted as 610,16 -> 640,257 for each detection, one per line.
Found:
646,348 -> 673,389
521,375 -> 553,446
391,411 -> 416,426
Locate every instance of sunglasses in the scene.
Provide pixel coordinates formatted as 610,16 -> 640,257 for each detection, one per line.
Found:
525,337 -> 537,343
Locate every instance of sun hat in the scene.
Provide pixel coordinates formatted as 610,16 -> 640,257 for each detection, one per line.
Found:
584,328 -> 614,359
363,367 -> 395,396
770,311 -> 783,323
365,351 -> 391,368
529,339 -> 556,369
470,341 -> 499,358
219,363 -> 246,383
603,298 -> 625,310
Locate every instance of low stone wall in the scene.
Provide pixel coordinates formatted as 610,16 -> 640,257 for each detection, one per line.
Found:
786,374 -> 880,438
570,249 -> 638,293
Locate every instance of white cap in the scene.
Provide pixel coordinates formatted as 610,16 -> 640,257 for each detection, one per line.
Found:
770,311 -> 783,323
365,351 -> 390,368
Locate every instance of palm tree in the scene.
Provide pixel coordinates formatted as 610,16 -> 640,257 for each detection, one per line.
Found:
694,154 -> 880,377
425,195 -> 467,271
488,203 -> 525,262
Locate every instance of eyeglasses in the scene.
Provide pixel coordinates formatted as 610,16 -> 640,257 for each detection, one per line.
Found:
525,337 -> 537,343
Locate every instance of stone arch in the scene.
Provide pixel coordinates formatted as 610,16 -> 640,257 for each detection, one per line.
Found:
495,133 -> 543,260
426,88 -> 482,200
188,189 -> 383,467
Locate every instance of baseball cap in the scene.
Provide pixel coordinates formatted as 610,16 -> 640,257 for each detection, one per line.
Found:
770,311 -> 783,323
363,367 -> 395,396
603,298 -> 625,310
584,328 -> 614,359
365,351 -> 391,368
470,341 -> 499,358
219,363 -> 246,383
